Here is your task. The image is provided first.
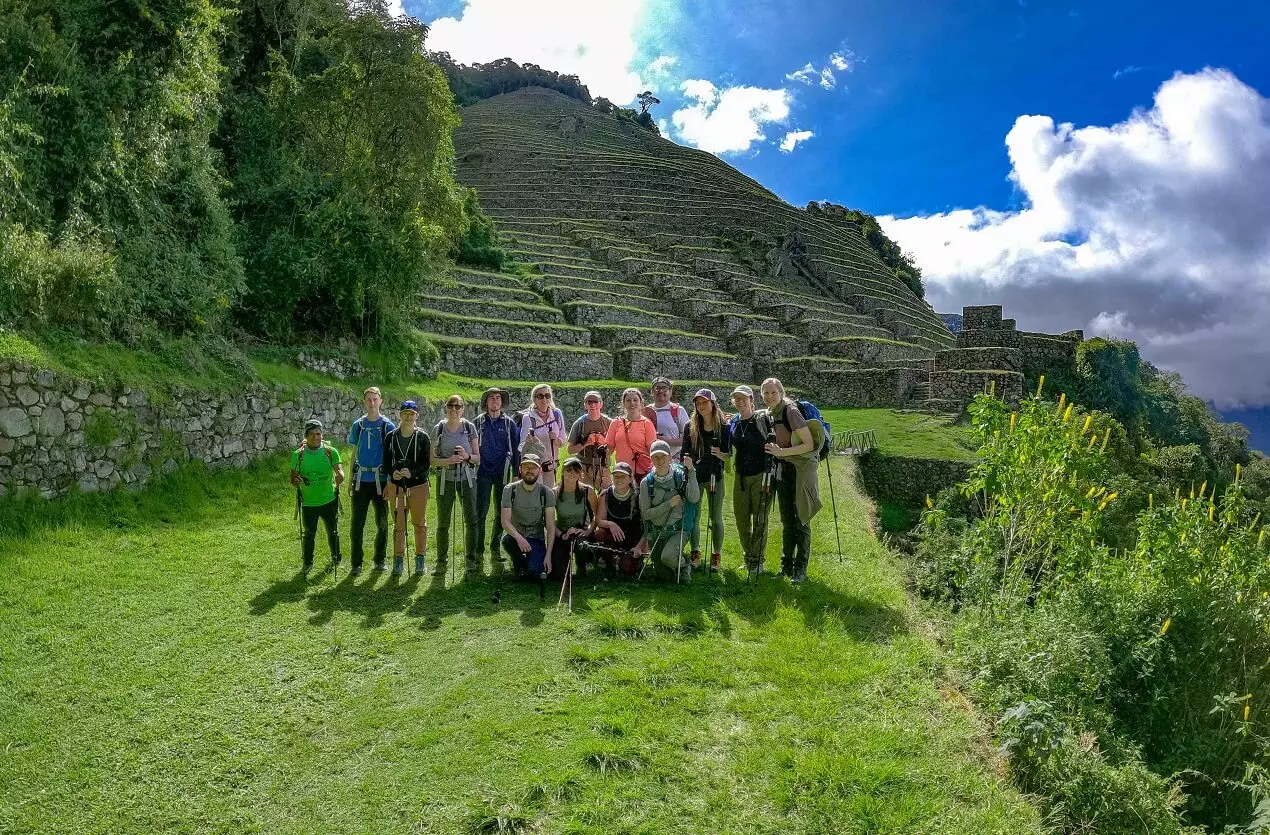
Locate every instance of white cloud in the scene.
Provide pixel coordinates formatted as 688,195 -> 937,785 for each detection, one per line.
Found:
785,62 -> 818,85
880,68 -> 1270,408
427,0 -> 648,103
386,0 -> 407,18
1114,64 -> 1144,79
780,129 -> 814,152
829,51 -> 853,71
670,80 -> 792,154
819,68 -> 836,90
647,55 -> 677,75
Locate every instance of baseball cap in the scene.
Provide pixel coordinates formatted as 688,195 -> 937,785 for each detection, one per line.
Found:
520,453 -> 542,469
651,376 -> 672,388
650,439 -> 672,458
611,461 -> 633,477
583,390 -> 602,403
399,400 -> 419,413
731,385 -> 754,399
303,418 -> 323,433
692,388 -> 717,403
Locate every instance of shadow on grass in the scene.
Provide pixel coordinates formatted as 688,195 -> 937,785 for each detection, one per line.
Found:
249,557 -> 908,645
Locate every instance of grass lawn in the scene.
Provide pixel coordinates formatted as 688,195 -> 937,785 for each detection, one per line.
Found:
0,453 -> 1034,834
822,409 -> 977,462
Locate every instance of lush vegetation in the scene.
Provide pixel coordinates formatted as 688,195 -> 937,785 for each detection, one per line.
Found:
0,0 -> 501,358
912,384 -> 1270,833
806,202 -> 924,299
431,53 -> 592,107
0,453 -> 1039,833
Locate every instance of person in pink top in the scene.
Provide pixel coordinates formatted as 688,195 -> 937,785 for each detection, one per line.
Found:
604,387 -> 657,481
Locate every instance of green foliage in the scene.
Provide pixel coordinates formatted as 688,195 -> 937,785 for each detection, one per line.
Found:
454,188 -> 510,271
806,202 -> 924,299
919,389 -> 1270,831
222,1 -> 465,348
430,54 -> 591,106
0,0 -> 244,338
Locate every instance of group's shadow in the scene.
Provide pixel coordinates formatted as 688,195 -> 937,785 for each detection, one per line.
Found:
248,557 -> 909,644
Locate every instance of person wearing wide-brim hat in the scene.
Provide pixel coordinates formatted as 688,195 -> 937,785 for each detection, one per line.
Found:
682,388 -> 731,573
383,400 -> 432,576
499,452 -> 557,581
289,418 -> 345,574
638,439 -> 700,583
474,386 -> 520,565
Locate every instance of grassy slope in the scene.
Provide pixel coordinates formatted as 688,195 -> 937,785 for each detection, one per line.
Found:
823,408 -> 977,462
0,454 -> 1032,834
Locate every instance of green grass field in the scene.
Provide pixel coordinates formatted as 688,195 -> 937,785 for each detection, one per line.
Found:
0,453 -> 1032,834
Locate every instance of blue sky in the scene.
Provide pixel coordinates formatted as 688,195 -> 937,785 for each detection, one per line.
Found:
414,0 -> 1270,450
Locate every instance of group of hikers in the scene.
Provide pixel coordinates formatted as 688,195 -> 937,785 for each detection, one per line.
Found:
288,376 -> 827,589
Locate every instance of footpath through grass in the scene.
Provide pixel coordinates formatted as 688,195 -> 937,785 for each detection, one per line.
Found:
0,456 -> 1035,834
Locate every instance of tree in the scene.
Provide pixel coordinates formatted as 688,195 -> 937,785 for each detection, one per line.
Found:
637,90 -> 660,114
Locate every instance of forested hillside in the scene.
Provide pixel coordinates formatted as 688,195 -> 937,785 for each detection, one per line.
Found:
0,0 -> 481,367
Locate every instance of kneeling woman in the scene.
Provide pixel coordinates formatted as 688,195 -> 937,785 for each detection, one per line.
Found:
549,457 -> 599,581
578,462 -> 646,578
383,400 -> 431,576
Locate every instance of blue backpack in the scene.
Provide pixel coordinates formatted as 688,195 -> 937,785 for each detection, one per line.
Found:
643,465 -> 699,532
780,399 -> 831,461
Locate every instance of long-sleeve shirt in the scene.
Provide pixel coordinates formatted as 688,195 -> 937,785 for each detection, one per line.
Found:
638,465 -> 700,534
475,413 -> 520,479
681,420 -> 731,482
519,407 -> 567,469
382,427 -> 431,489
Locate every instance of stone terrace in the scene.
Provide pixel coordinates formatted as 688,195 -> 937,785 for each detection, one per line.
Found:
424,86 -> 959,406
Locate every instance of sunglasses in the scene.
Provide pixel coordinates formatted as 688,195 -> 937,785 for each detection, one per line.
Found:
534,393 -> 550,399
446,403 -> 463,410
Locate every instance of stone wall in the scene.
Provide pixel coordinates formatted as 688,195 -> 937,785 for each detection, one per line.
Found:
1020,331 -> 1079,381
929,370 -> 1024,406
934,347 -> 1023,373
797,367 -> 926,408
435,341 -> 614,381
858,451 -> 973,509
0,360 -> 448,499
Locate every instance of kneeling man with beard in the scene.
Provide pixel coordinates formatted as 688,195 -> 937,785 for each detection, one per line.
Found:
500,453 -> 557,580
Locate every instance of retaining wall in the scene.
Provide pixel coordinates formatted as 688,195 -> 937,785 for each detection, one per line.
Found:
857,451 -> 973,509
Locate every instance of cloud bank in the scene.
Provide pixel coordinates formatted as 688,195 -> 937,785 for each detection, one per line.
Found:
671,81 -> 792,154
427,0 -> 648,103
880,69 -> 1270,408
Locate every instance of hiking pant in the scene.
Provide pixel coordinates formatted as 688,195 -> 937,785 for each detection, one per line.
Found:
474,471 -> 509,556
436,476 -> 478,563
689,474 -> 726,554
302,499 -> 340,566
733,473 -> 767,569
777,464 -> 812,575
649,526 -> 690,582
385,483 -> 429,557
349,480 -> 388,568
501,534 -> 547,579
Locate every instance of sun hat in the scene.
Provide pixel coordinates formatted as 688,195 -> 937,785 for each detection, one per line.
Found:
480,387 -> 509,411
583,390 -> 603,403
692,388 -> 717,403
651,376 -> 673,388
650,439 -> 672,458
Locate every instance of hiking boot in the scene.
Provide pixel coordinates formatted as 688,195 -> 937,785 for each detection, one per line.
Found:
301,561 -> 313,576
392,556 -> 404,576
415,555 -> 426,575
373,558 -> 386,572
709,552 -> 720,573
433,556 -> 447,575
689,550 -> 702,568
792,561 -> 809,584
332,555 -> 342,568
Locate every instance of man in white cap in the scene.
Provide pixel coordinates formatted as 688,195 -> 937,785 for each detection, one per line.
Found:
643,376 -> 689,455
567,390 -> 613,492
499,453 -> 557,579
638,439 -> 699,582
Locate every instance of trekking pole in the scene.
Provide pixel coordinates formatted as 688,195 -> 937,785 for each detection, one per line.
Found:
448,469 -> 458,586
557,538 -> 575,611
708,474 -> 716,578
824,453 -> 843,563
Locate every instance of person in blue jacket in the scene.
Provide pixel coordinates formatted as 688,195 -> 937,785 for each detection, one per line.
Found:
473,387 -> 520,562
346,386 -> 396,576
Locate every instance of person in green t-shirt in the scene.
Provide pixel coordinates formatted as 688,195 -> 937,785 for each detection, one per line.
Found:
289,418 -> 345,573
